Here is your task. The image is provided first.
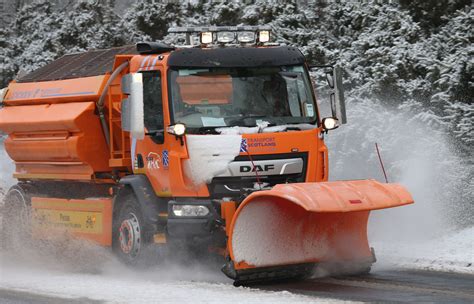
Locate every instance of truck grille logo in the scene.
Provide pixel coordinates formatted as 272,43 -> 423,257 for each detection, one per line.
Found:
217,158 -> 304,177
240,164 -> 275,173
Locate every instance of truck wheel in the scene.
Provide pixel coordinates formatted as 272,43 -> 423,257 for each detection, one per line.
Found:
112,193 -> 151,265
1,184 -> 32,251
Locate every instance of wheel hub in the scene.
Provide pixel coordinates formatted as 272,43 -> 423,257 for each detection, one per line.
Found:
118,213 -> 141,258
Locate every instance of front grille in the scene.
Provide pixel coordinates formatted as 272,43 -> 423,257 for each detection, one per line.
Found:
208,152 -> 308,199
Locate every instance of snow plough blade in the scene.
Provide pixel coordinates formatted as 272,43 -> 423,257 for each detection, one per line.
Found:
223,179 -> 413,284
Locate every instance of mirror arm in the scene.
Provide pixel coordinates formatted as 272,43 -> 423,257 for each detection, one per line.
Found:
145,129 -> 164,136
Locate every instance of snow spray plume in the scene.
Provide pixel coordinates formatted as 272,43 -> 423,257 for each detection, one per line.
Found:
325,98 -> 473,243
0,138 -> 228,283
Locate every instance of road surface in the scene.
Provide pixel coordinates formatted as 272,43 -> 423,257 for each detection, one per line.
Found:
258,269 -> 474,303
0,268 -> 472,303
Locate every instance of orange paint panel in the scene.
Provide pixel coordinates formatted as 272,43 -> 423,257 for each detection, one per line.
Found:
176,75 -> 232,105
31,197 -> 113,246
220,201 -> 237,236
241,180 -> 414,213
14,162 -> 94,180
5,136 -> 82,162
0,101 -> 111,179
4,75 -> 106,105
0,102 -> 95,133
129,54 -> 170,72
240,128 -> 320,155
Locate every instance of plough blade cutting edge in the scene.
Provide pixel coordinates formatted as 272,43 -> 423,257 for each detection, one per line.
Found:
223,179 -> 413,282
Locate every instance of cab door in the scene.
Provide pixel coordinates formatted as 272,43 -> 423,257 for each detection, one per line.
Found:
134,69 -> 172,197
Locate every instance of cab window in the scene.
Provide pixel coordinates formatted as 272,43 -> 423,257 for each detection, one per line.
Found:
142,71 -> 164,143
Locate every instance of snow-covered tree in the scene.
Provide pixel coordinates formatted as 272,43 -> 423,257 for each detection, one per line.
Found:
0,1 -> 61,86
123,0 -> 182,42
57,1 -> 131,52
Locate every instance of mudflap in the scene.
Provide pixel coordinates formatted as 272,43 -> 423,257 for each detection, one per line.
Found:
224,179 -> 413,283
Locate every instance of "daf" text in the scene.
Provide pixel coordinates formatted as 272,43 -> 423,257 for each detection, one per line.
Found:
240,164 -> 275,172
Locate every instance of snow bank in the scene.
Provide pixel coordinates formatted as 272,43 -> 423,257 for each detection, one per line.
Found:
183,134 -> 241,186
372,226 -> 474,274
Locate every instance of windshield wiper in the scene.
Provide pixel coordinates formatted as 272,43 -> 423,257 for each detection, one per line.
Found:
261,123 -> 316,132
191,126 -> 220,135
225,114 -> 269,127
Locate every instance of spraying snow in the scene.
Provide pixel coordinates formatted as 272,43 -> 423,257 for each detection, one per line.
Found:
325,98 -> 473,273
372,226 -> 474,274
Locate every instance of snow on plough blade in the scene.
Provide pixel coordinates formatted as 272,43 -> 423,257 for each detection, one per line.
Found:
223,180 -> 413,283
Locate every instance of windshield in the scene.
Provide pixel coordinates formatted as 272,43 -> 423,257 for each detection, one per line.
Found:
168,65 -> 317,131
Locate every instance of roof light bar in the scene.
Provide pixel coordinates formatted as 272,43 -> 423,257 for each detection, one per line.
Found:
168,25 -> 271,34
168,26 -> 272,45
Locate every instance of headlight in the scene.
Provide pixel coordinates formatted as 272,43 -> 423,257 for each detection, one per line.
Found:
237,31 -> 255,43
200,32 -> 213,44
167,123 -> 186,136
172,205 -> 210,217
217,31 -> 235,43
322,117 -> 339,130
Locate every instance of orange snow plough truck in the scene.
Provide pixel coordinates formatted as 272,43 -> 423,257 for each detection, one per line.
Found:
0,26 -> 413,284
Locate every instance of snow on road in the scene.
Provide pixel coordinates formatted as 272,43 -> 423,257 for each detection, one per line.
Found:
373,226 -> 474,274
0,250 -> 347,304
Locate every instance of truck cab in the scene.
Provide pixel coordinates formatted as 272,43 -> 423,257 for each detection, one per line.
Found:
120,27 -> 344,248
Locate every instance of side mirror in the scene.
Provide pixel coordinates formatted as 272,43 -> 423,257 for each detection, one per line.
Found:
309,65 -> 347,125
122,73 -> 144,140
0,88 -> 7,105
322,117 -> 339,131
333,66 -> 347,124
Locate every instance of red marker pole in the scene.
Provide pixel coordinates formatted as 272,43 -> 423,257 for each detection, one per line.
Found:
375,142 -> 389,183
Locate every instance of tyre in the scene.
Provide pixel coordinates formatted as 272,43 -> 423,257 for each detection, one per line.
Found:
112,191 -> 154,265
1,184 -> 32,251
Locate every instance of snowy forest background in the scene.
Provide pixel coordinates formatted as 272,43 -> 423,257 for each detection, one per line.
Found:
0,0 -> 472,228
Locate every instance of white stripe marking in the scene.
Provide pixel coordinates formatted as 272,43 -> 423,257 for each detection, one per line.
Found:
148,56 -> 159,70
139,55 -> 151,71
